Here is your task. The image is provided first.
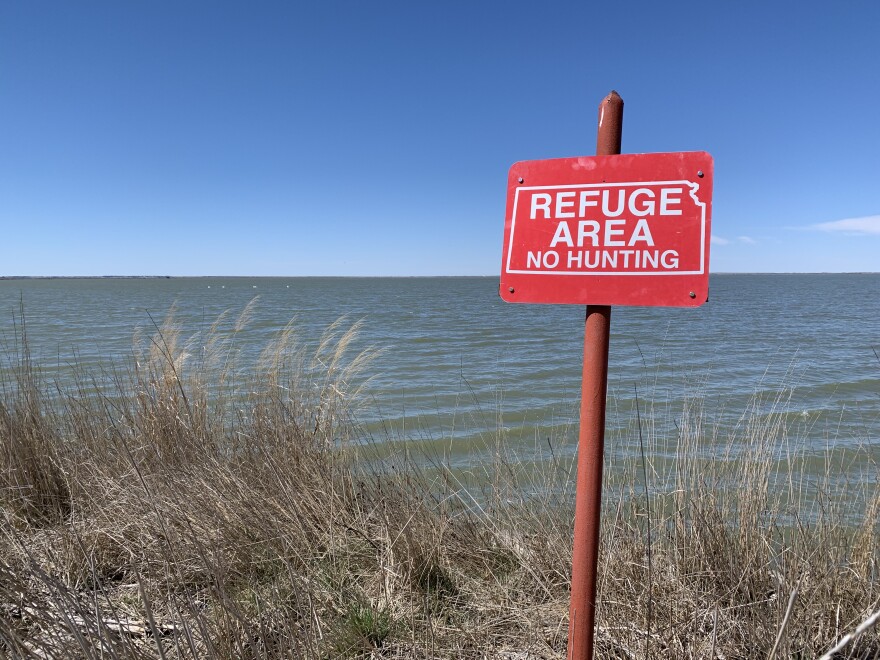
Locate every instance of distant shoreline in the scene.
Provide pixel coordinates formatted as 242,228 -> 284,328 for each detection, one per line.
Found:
2,272 -> 879,280
0,275 -> 175,280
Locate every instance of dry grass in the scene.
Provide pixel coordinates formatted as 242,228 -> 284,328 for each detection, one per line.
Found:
0,303 -> 877,659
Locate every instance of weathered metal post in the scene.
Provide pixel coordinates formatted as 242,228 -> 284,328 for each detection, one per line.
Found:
499,86 -> 711,657
567,90 -> 623,660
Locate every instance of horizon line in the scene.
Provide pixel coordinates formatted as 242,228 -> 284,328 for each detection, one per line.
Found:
3,271 -> 880,280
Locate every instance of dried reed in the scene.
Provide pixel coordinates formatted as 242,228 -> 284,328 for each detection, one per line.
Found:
1,303 -> 877,658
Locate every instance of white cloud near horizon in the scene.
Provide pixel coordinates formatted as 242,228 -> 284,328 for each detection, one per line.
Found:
809,215 -> 880,235
711,235 -> 730,245
737,235 -> 757,244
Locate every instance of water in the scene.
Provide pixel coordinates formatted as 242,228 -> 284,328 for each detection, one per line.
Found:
1,275 -> 878,492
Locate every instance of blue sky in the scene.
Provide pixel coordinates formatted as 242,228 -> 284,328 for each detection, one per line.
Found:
2,1 -> 878,276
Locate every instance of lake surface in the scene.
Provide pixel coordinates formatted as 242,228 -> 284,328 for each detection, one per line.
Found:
1,275 -> 878,501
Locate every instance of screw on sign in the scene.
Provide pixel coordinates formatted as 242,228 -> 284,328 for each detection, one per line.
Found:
499,91 -> 713,660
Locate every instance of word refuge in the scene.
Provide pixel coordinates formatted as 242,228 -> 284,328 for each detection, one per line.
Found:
524,185 -> 687,271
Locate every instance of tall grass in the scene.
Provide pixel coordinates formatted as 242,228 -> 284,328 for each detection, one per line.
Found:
0,303 -> 877,658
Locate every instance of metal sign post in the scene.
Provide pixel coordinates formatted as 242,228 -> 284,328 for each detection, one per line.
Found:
499,90 -> 713,660
566,90 -> 622,660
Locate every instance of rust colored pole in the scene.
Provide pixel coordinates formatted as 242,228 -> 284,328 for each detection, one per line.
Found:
567,90 -> 623,660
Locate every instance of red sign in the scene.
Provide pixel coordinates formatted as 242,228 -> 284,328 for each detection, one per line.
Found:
500,151 -> 713,307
